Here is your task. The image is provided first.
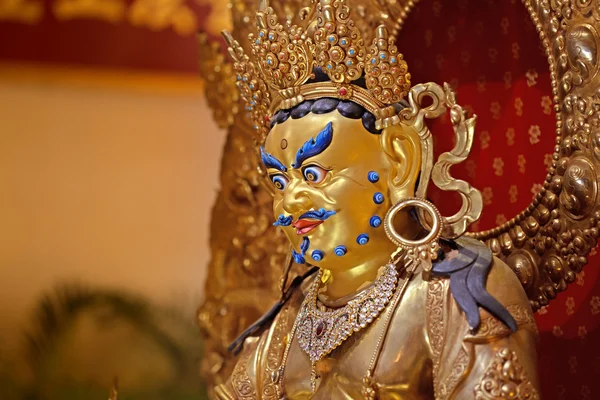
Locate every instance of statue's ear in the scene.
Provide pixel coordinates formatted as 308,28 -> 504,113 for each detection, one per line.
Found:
380,124 -> 422,204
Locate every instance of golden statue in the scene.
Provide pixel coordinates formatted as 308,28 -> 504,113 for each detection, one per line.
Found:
197,0 -> 600,399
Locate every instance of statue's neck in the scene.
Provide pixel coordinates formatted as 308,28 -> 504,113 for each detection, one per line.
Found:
318,214 -> 423,303
319,240 -> 398,302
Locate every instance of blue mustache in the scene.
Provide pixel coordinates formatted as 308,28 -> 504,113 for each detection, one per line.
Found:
298,208 -> 337,221
273,209 -> 336,227
273,215 -> 293,226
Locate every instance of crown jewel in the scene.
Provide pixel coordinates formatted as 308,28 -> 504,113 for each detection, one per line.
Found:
222,0 -> 412,142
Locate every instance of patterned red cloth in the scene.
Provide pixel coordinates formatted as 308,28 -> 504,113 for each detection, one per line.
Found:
398,1 -> 600,398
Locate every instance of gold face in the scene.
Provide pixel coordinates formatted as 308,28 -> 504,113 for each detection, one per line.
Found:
263,110 -> 421,272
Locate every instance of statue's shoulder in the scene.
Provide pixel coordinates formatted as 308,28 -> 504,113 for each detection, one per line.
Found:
429,237 -> 532,334
485,255 -> 531,311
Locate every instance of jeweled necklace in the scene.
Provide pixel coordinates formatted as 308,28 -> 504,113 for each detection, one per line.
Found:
296,264 -> 399,363
275,251 -> 419,398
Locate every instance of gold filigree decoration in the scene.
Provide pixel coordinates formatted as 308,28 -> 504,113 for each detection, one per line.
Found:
223,31 -> 272,139
365,25 -> 411,104
471,0 -> 600,312
427,278 -> 473,400
250,6 -> 314,92
439,344 -> 473,400
222,0 -> 420,141
231,338 -> 258,400
474,348 -> 540,400
314,0 -> 365,83
426,279 -> 446,399
465,304 -> 537,343
262,305 -> 290,399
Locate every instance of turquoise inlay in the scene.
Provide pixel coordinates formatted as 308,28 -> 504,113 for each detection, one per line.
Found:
311,250 -> 324,262
370,215 -> 382,228
368,171 -> 379,183
334,245 -> 347,256
356,234 -> 370,245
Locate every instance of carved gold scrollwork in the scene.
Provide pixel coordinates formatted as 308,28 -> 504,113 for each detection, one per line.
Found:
560,156 -> 598,220
474,348 -> 539,400
400,82 -> 482,239
465,304 -> 538,344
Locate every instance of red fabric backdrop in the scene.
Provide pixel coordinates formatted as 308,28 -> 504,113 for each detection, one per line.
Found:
398,1 -> 600,398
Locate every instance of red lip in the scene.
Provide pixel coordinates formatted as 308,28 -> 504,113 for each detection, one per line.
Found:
292,219 -> 323,235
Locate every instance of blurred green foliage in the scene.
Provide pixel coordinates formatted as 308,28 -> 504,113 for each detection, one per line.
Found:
0,284 -> 207,400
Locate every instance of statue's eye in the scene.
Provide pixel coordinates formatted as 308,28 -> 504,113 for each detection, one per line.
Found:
302,165 -> 328,184
270,174 -> 289,191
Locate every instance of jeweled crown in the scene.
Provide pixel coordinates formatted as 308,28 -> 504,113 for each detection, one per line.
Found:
222,0 -> 411,143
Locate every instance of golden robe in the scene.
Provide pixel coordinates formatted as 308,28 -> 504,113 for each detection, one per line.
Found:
215,258 -> 539,399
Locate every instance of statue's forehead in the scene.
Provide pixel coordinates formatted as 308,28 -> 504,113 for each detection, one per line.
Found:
266,113 -> 334,150
265,111 -> 369,164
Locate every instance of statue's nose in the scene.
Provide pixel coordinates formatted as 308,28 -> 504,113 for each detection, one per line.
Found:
282,179 -> 312,215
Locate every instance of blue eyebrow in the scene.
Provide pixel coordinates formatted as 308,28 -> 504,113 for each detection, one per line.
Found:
292,122 -> 334,168
260,147 -> 287,172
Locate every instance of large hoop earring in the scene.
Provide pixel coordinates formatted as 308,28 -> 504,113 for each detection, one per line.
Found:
384,197 -> 443,279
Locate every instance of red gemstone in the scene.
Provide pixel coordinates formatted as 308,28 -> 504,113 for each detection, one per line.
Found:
339,87 -> 348,96
316,321 -> 326,336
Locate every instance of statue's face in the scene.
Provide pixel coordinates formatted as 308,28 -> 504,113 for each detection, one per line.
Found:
263,111 -> 404,270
